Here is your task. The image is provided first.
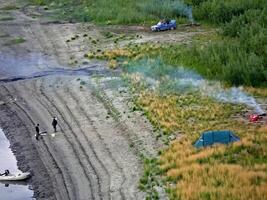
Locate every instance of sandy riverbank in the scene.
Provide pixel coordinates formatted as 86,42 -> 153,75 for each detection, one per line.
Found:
0,0 -> 207,199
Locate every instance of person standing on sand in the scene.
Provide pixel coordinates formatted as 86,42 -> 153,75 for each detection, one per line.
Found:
35,124 -> 40,141
52,117 -> 58,132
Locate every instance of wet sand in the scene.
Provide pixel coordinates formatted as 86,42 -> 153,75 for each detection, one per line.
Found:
0,128 -> 34,200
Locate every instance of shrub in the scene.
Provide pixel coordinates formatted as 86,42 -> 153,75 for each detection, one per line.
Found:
193,0 -> 266,24
30,0 -> 193,24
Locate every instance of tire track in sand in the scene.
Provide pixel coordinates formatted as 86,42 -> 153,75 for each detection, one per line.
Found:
22,79 -> 96,200
49,79 -> 117,199
0,84 -> 71,200
36,78 -> 104,200
46,78 -> 114,199
12,82 -> 83,199
60,79 -> 127,199
69,80 -> 145,200
9,80 -> 99,200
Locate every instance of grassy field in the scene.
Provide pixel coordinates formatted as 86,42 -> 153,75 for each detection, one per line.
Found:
182,0 -> 267,87
92,45 -> 267,199
30,0 -> 192,24
128,68 -> 267,199
137,91 -> 267,200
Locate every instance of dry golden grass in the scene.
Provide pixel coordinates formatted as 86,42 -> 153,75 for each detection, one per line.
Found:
108,59 -> 118,69
245,87 -> 267,97
136,91 -> 267,200
85,44 -> 160,68
137,91 -> 245,137
104,48 -> 132,59
160,137 -> 267,200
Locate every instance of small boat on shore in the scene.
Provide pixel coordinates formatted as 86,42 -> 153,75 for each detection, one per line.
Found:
0,172 -> 30,181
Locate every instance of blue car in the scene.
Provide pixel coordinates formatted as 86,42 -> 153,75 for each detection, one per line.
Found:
151,20 -> 176,31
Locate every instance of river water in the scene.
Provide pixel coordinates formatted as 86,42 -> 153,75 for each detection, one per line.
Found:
0,128 -> 34,200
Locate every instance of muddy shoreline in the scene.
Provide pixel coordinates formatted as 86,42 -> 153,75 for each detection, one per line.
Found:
0,73 -> 162,199
0,99 -> 55,199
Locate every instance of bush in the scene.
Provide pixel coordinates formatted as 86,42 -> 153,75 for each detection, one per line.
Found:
30,0 -> 193,24
157,41 -> 267,87
193,0 -> 266,24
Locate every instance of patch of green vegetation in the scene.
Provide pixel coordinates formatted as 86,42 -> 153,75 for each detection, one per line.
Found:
29,0 -> 192,24
139,156 -> 163,200
80,80 -> 86,85
5,37 -> 26,45
102,26 -> 265,87
177,0 -> 267,87
29,0 -> 46,5
148,41 -> 266,87
102,27 -> 265,87
192,32 -> 221,42
0,4 -> 18,10
103,31 -> 114,38
91,39 -> 97,44
0,16 -> 15,21
0,32 -> 10,38
186,0 -> 265,24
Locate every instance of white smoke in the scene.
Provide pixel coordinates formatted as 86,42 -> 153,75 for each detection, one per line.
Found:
125,59 -> 264,114
174,77 -> 264,114
199,81 -> 264,114
183,6 -> 194,23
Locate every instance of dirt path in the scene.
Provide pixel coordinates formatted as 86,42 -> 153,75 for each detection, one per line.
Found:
0,1 -> 209,199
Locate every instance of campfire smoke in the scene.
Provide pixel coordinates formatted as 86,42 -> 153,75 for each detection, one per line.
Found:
207,86 -> 265,115
124,58 -> 264,114
183,6 -> 194,24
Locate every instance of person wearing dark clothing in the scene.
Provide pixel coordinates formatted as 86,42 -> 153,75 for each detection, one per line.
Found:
52,117 -> 58,132
1,169 -> 10,176
4,170 -> 10,176
35,124 -> 40,141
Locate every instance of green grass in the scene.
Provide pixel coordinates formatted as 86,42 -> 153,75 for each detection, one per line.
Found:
88,40 -> 266,87
29,0 -> 193,24
99,26 -> 266,87
187,0 -> 266,24
178,0 -> 267,87
150,42 -> 266,87
0,16 -> 15,21
139,156 -> 163,200
0,4 -> 18,10
5,37 -> 26,45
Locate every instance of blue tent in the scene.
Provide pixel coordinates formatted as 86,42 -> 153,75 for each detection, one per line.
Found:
194,130 -> 240,148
